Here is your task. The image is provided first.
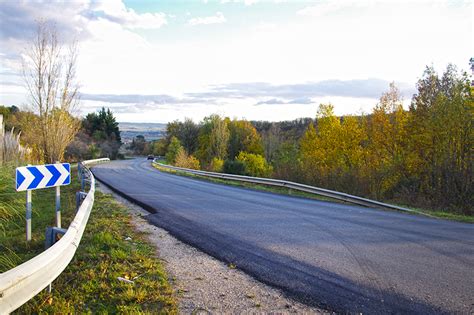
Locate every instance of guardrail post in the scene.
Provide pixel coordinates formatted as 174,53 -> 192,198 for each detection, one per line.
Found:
77,162 -> 82,179
76,191 -> 87,211
81,170 -> 85,191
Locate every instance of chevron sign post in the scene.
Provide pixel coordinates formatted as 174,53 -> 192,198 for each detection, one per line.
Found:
15,163 -> 71,241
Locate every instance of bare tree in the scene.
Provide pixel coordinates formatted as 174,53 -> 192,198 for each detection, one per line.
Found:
22,21 -> 81,163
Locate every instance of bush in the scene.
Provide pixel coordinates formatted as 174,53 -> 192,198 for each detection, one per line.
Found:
236,151 -> 273,177
223,159 -> 247,175
174,147 -> 200,170
210,157 -> 224,172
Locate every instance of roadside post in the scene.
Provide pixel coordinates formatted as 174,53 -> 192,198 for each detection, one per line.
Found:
15,163 -> 71,241
55,161 -> 61,228
81,167 -> 85,191
26,189 -> 32,240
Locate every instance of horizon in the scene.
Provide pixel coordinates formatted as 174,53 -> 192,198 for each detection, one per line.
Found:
1,0 -> 472,123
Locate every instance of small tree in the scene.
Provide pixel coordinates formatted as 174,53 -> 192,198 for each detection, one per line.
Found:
165,136 -> 182,164
22,21 -> 81,163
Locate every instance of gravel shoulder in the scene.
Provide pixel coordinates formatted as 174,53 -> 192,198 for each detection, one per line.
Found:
97,181 -> 325,314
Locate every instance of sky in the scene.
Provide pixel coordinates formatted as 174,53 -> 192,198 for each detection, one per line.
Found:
0,0 -> 472,123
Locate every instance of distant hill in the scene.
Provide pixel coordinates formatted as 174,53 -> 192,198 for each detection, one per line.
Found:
119,122 -> 167,143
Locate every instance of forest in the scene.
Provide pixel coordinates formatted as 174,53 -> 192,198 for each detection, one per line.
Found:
146,65 -> 472,215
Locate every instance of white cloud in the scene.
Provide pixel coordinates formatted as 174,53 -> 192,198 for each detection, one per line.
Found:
93,0 -> 167,29
188,12 -> 226,26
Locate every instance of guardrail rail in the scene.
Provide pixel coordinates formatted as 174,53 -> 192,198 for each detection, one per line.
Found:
0,158 -> 109,314
153,160 -> 412,213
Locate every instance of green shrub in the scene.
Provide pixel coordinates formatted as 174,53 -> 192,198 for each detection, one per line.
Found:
236,152 -> 273,177
223,159 -> 247,175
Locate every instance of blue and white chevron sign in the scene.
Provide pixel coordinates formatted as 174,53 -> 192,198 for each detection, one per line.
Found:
15,163 -> 71,191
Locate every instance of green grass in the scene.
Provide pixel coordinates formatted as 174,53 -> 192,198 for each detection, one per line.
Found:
0,164 -> 176,314
0,165 -> 79,271
406,208 -> 474,223
0,164 -> 25,241
152,163 -> 473,223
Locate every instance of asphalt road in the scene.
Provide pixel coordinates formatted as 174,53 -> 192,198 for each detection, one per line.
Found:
92,159 -> 474,314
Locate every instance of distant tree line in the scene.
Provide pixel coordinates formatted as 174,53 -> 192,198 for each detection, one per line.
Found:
158,65 -> 472,215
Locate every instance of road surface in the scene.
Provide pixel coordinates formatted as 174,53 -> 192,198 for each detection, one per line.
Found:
92,159 -> 474,314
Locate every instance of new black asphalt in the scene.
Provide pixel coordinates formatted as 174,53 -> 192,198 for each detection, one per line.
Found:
92,159 -> 474,314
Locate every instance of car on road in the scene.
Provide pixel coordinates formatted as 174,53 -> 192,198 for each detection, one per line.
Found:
147,155 -> 154,160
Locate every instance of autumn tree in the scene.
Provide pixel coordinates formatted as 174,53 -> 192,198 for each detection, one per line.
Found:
174,147 -> 200,170
366,83 -> 409,198
22,22 -> 81,163
165,136 -> 182,164
300,104 -> 366,192
166,118 -> 199,155
272,141 -> 300,181
151,138 -> 167,156
196,115 -> 229,167
408,65 -> 473,212
300,104 -> 341,187
227,119 -> 263,160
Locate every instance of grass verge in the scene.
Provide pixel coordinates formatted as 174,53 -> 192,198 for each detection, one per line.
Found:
0,165 -> 78,271
0,164 -> 176,314
152,162 -> 473,224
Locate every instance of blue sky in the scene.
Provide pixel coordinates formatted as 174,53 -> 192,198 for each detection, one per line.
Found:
0,0 -> 472,122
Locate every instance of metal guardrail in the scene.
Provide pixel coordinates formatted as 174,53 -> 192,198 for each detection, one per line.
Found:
0,158 -> 110,314
153,161 -> 413,213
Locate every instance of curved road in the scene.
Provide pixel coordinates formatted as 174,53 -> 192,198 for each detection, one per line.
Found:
92,159 -> 474,314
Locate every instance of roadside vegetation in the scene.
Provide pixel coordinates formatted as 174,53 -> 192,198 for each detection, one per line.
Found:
0,168 -> 176,313
144,65 -> 473,217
